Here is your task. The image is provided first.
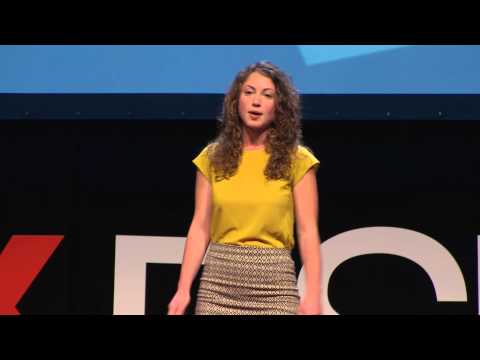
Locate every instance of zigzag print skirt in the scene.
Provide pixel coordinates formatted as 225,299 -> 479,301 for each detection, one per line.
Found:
195,242 -> 300,315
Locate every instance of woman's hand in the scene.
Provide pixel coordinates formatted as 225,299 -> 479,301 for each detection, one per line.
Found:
297,295 -> 322,315
167,290 -> 191,315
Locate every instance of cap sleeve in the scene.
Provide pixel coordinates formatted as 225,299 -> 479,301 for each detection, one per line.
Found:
192,145 -> 212,183
292,146 -> 320,186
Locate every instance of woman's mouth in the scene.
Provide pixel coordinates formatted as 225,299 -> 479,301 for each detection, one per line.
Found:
248,111 -> 263,119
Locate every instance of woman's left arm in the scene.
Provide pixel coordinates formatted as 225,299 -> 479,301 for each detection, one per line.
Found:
293,168 -> 322,315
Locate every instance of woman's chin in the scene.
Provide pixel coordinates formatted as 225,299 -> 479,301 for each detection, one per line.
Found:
244,122 -> 269,131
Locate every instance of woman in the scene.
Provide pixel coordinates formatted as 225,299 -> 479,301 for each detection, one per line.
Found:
168,61 -> 322,315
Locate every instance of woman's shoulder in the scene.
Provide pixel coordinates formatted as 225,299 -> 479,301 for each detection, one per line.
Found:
197,142 -> 218,156
295,144 -> 317,160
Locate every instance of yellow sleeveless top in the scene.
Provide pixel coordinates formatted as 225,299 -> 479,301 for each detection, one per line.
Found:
193,144 -> 319,249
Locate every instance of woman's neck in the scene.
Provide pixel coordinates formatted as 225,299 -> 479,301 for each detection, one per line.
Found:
243,144 -> 265,150
243,127 -> 268,148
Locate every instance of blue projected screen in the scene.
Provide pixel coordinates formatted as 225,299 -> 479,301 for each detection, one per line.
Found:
2,45 -> 480,94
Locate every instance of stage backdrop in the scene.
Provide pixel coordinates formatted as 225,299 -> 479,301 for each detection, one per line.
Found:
1,119 -> 478,315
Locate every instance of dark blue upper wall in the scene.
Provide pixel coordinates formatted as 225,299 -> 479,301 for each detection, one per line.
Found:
1,94 -> 480,120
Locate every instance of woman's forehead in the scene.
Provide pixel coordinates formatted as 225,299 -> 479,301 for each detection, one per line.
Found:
243,72 -> 275,90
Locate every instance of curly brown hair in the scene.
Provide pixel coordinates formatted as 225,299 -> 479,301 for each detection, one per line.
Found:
207,61 -> 303,182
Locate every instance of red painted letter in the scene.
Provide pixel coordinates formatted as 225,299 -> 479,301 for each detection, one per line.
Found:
0,235 -> 64,315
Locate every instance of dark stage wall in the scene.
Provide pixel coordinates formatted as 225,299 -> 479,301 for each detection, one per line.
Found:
1,116 -> 479,315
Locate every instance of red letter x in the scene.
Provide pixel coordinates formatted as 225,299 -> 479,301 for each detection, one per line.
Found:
0,235 -> 64,315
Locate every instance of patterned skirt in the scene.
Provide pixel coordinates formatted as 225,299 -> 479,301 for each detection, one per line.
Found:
195,242 -> 300,315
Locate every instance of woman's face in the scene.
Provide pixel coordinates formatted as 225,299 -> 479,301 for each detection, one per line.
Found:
238,71 -> 276,131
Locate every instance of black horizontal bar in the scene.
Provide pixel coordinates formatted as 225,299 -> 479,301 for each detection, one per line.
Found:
0,94 -> 479,120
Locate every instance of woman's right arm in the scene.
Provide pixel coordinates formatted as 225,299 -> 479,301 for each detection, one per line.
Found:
167,170 -> 212,315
